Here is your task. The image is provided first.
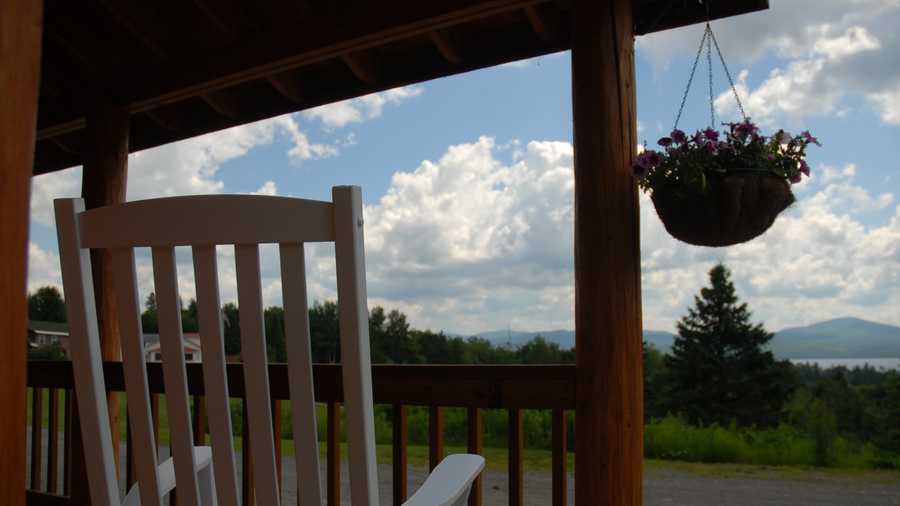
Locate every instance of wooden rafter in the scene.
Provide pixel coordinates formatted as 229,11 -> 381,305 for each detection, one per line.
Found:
525,5 -> 557,43
97,0 -> 168,61
266,72 -> 304,103
201,90 -> 240,119
430,29 -> 462,64
144,107 -> 182,132
342,51 -> 379,85
189,0 -> 237,42
48,136 -> 79,154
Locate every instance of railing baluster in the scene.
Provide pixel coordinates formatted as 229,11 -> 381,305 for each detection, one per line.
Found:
193,395 -> 207,445
552,408 -> 568,506
327,401 -> 341,506
428,406 -> 444,471
151,394 -> 160,459
242,400 -> 254,506
30,387 -> 44,490
272,398 -> 282,495
126,409 -> 135,489
508,409 -> 523,506
392,404 -> 408,506
467,407 -> 483,506
47,388 -> 60,494
63,389 -> 72,495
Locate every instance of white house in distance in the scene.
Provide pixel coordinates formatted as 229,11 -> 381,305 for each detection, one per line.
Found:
143,333 -> 203,363
27,320 -> 70,357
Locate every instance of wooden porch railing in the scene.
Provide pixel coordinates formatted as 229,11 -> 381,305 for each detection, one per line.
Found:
26,361 -> 575,506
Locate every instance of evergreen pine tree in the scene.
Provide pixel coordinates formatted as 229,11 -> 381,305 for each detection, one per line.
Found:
664,264 -> 794,426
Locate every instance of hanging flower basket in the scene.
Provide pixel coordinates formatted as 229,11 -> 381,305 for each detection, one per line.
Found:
636,123 -> 819,247
634,20 -> 820,247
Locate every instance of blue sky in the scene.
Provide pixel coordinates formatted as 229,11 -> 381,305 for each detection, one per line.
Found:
29,1 -> 900,335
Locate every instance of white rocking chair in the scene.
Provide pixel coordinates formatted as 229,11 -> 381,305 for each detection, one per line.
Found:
55,186 -> 484,506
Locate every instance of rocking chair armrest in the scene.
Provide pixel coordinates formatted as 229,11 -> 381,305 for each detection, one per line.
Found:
402,454 -> 486,506
123,446 -> 214,506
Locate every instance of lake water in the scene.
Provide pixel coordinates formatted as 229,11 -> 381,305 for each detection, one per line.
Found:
789,357 -> 900,370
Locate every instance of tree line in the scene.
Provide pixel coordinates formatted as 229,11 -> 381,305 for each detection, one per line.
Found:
26,263 -> 900,466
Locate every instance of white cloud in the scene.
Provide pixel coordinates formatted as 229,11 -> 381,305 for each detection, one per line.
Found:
27,242 -> 62,293
303,86 -> 423,129
715,25 -> 886,124
252,181 -> 278,196
30,167 -> 82,227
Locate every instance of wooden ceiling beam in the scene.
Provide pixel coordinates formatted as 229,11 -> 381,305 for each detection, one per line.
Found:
342,51 -> 380,85
430,29 -> 462,64
266,72 -> 304,103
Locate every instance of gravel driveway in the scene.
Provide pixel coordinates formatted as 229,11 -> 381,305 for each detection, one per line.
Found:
27,430 -> 900,505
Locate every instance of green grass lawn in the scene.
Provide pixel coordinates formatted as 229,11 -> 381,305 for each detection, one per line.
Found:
26,389 -> 900,480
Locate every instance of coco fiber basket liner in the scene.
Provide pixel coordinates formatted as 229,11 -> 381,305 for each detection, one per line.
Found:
650,171 -> 795,247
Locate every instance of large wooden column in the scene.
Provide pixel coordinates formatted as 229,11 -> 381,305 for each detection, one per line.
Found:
0,1 -> 42,504
571,0 -> 643,505
81,104 -> 130,471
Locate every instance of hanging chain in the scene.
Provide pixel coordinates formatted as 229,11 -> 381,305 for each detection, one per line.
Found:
673,0 -> 749,130
709,27 -> 748,122
706,24 -> 715,127
673,26 -> 709,131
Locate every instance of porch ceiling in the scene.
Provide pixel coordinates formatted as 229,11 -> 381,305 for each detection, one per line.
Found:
33,0 -> 767,176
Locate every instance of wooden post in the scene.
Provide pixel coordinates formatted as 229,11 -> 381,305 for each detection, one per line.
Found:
81,103 -> 130,472
0,1 -> 42,504
571,0 -> 642,505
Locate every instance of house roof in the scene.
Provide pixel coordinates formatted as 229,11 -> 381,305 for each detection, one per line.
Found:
28,320 -> 69,335
33,0 -> 768,176
142,333 -> 202,352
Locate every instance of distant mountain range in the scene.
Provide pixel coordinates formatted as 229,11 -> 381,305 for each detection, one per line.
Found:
465,317 -> 900,359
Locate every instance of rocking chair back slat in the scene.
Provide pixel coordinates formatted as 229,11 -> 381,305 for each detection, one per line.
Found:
235,244 -> 281,506
333,186 -> 379,505
54,198 -> 120,506
152,246 -> 202,506
111,248 -> 162,506
279,243 -> 323,506
192,245 -> 240,506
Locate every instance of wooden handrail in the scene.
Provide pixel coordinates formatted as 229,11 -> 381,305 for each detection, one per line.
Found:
27,361 -> 576,408
26,361 -> 576,506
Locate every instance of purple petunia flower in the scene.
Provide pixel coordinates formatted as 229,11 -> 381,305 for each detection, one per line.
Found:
789,173 -> 802,184
671,129 -> 687,144
734,120 -> 759,140
658,137 -> 673,148
703,128 -> 720,142
801,130 -> 821,146
645,150 -> 662,167
799,160 -> 810,176
704,141 -> 718,154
